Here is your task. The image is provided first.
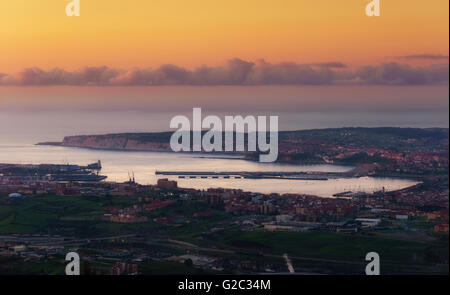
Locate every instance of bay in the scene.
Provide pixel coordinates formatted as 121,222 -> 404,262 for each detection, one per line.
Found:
0,144 -> 419,197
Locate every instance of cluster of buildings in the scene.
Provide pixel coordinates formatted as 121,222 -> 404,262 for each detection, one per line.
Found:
277,131 -> 448,176
78,259 -> 139,275
109,261 -> 138,275
2,169 -> 448,233
348,178 -> 449,232
200,188 -> 357,222
104,199 -> 176,223
178,176 -> 449,234
0,235 -> 65,261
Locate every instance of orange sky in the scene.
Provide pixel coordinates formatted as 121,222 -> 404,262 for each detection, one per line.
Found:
0,0 -> 448,73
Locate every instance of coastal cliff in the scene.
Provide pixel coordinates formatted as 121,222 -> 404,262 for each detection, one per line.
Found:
61,133 -> 173,152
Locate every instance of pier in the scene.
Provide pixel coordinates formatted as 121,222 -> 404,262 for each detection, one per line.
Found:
155,170 -> 336,180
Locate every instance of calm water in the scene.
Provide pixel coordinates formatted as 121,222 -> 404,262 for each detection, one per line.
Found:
0,144 -> 419,197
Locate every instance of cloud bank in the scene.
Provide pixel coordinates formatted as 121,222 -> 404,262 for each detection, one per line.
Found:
396,54 -> 449,60
1,59 -> 448,86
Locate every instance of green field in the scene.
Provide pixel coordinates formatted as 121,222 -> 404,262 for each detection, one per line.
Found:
0,256 -> 66,275
207,230 -> 448,273
0,195 -> 228,238
0,194 -> 124,235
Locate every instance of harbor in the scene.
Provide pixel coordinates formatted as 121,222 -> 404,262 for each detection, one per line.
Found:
0,144 -> 419,197
0,161 -> 106,182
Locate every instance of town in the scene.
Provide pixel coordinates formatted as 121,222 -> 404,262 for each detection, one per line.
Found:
0,127 -> 448,275
0,171 -> 448,274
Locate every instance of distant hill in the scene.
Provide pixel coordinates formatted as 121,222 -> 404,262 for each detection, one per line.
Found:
37,127 -> 449,160
279,127 -> 449,150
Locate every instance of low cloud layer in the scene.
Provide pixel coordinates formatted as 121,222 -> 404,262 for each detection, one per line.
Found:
1,59 -> 448,86
396,54 -> 449,60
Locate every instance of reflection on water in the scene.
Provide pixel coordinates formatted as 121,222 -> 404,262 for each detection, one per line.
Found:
0,144 -> 419,197
170,176 -> 418,197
